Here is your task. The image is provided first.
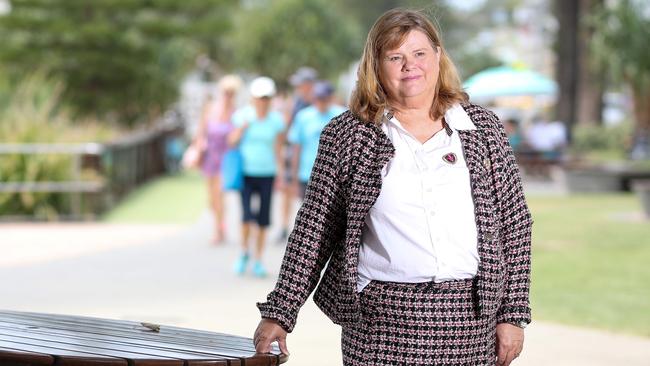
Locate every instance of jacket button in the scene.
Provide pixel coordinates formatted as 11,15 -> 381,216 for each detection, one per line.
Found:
483,158 -> 491,169
484,232 -> 494,241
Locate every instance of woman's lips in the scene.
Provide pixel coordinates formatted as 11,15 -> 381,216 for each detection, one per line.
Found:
402,75 -> 421,81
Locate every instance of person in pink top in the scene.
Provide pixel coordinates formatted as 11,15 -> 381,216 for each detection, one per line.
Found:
195,74 -> 242,244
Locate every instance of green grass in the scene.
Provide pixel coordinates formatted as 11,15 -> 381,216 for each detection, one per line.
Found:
101,171 -> 206,224
529,193 -> 650,337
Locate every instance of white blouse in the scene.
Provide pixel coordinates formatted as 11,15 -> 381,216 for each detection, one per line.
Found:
357,104 -> 479,292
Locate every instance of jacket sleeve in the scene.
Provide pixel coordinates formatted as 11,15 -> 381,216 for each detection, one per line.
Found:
257,120 -> 347,332
490,113 -> 533,326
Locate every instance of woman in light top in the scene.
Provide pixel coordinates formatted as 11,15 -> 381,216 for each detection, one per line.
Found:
196,74 -> 242,244
228,76 -> 286,278
253,9 -> 532,366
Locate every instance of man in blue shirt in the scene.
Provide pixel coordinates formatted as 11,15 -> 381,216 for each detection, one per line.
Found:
288,81 -> 345,198
276,67 -> 318,243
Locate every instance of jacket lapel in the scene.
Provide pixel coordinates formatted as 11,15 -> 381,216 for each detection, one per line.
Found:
344,121 -> 395,286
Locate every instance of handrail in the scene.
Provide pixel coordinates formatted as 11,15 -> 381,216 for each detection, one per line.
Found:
0,143 -> 104,155
0,181 -> 105,193
0,143 -> 103,218
0,116 -> 184,219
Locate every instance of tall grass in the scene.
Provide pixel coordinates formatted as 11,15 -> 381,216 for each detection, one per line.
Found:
0,73 -> 121,219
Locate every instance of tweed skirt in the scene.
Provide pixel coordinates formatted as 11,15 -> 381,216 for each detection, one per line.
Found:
342,278 -> 496,366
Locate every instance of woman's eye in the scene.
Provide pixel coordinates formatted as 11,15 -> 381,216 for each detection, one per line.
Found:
387,55 -> 402,62
415,51 -> 426,57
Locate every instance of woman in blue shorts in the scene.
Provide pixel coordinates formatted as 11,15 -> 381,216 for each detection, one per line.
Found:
228,76 -> 285,278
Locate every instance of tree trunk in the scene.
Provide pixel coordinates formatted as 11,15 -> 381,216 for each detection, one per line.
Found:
630,85 -> 650,159
576,0 -> 604,126
554,0 -> 580,141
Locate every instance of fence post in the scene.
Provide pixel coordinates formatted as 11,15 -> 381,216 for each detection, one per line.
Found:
71,153 -> 82,218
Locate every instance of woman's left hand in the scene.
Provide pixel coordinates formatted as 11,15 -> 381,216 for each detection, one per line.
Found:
496,323 -> 524,366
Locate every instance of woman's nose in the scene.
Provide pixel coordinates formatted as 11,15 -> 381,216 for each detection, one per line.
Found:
402,56 -> 415,71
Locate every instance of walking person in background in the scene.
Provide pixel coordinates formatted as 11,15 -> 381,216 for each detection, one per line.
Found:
254,9 -> 532,366
288,81 -> 345,198
525,115 -> 567,158
288,67 -> 318,119
228,76 -> 286,278
503,118 -> 523,152
195,74 -> 242,244
276,67 -> 318,242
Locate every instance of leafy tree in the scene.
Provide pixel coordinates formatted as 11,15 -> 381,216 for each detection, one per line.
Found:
334,0 -> 502,79
590,0 -> 650,159
230,0 -> 362,88
333,0 -> 434,34
0,0 -> 236,126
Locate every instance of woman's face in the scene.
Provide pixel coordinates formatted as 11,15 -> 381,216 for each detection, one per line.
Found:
379,30 -> 440,105
222,89 -> 237,105
223,89 -> 236,100
253,96 -> 272,116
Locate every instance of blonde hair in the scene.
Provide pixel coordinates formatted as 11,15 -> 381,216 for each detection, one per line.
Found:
218,74 -> 243,93
349,8 -> 467,124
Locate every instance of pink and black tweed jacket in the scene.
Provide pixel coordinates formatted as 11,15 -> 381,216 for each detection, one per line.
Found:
258,103 -> 533,332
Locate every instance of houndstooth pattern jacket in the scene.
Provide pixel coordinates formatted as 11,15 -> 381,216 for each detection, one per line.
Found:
258,103 -> 533,332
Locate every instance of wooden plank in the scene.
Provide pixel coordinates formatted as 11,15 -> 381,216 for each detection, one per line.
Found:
0,341 -> 126,366
0,143 -> 104,155
0,312 -> 254,347
0,346 -> 54,365
0,328 -> 242,362
0,312 -> 267,353
182,361 -> 229,366
0,181 -> 105,193
0,317 -> 255,357
0,335 -> 181,366
0,312 -> 286,365
237,354 -> 280,366
0,323 -> 245,362
55,358 -> 130,366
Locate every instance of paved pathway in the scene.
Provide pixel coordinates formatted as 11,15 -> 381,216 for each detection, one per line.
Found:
2,191 -> 649,365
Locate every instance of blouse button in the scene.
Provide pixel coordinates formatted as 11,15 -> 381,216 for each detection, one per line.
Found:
484,232 -> 495,241
483,158 -> 491,169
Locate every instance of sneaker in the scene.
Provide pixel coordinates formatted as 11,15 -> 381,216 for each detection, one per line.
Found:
252,261 -> 268,278
233,253 -> 250,275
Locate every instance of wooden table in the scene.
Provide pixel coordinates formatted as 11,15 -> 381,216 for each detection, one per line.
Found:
0,310 -> 288,366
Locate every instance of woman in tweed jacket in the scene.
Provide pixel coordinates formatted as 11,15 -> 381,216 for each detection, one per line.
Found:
254,8 -> 532,366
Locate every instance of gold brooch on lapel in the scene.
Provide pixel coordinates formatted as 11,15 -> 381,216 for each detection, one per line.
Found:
442,152 -> 457,164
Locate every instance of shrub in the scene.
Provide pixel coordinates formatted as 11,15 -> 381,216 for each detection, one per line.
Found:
570,122 -> 633,161
0,73 -> 119,219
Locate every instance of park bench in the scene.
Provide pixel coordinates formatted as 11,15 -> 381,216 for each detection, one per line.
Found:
514,148 -> 563,178
0,310 -> 287,366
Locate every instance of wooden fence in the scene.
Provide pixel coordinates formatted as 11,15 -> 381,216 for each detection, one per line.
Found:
0,118 -> 184,220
